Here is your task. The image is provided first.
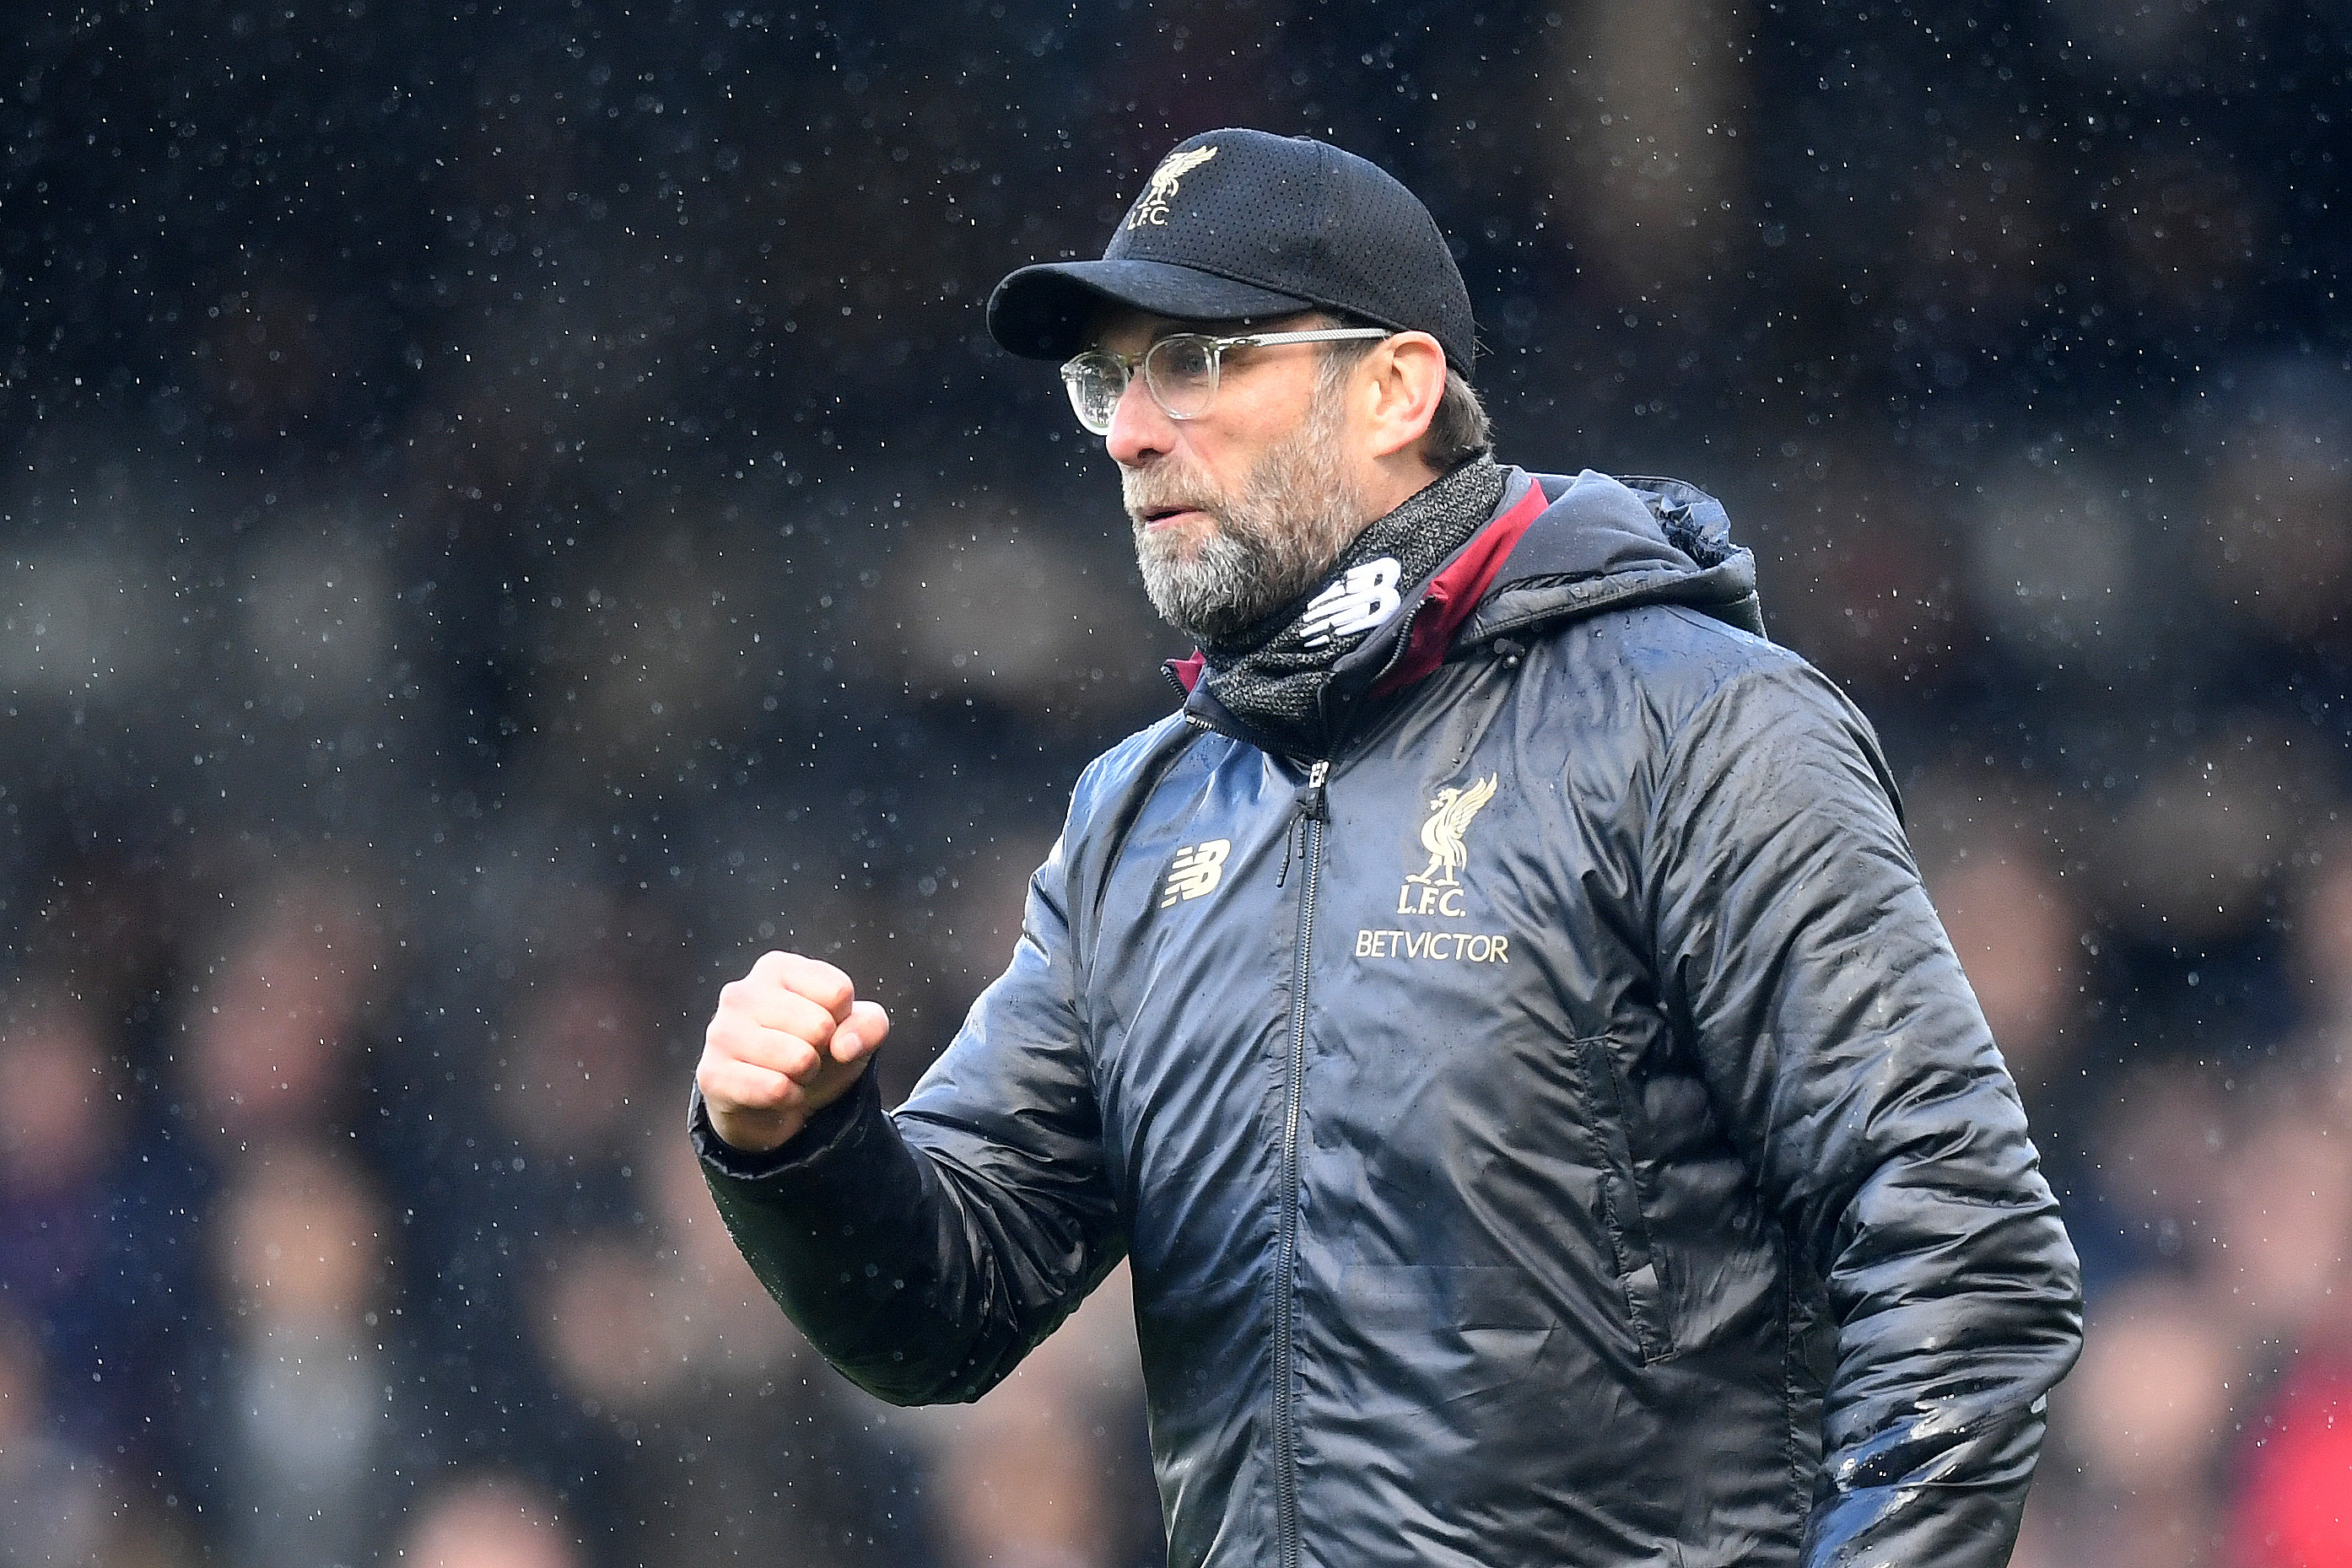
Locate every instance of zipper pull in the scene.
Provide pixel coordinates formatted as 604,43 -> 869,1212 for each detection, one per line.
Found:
1299,759 -> 1331,822
1276,761 -> 1331,887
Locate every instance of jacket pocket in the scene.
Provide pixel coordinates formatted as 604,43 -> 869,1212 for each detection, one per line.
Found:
1572,1034 -> 1675,1363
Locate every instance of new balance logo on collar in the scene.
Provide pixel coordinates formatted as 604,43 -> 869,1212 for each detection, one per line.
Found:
1298,558 -> 1402,649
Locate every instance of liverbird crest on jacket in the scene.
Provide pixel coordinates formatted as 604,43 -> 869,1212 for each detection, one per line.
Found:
1406,773 -> 1497,889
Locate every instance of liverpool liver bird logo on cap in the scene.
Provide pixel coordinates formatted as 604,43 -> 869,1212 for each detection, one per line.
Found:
1126,143 -> 1220,229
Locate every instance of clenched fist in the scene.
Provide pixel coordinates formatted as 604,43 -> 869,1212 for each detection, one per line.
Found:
696,951 -> 890,1153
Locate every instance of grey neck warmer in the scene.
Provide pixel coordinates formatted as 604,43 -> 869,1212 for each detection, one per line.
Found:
1200,455 -> 1506,757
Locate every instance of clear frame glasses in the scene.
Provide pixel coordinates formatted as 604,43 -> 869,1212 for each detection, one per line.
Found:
1059,326 -> 1392,435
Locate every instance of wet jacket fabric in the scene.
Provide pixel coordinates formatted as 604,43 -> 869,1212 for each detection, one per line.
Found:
694,466 -> 2084,1568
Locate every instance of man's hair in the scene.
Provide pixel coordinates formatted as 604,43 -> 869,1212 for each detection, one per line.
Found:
1421,369 -> 1493,471
1311,317 -> 1491,471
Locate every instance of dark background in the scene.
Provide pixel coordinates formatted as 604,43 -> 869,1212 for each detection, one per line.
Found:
3,3 -> 2349,1565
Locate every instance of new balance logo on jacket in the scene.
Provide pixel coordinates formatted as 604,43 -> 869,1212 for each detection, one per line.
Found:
1162,840 -> 1230,907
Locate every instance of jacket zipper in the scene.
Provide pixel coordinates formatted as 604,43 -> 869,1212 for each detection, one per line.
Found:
1275,757 -> 1328,1568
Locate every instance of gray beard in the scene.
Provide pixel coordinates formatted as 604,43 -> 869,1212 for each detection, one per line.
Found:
1124,391 -> 1370,646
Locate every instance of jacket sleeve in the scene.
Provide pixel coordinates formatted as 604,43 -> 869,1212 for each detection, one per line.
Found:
691,816 -> 1125,1407
1643,650 -> 2083,1568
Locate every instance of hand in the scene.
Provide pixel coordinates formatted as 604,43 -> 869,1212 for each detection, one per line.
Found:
696,951 -> 889,1153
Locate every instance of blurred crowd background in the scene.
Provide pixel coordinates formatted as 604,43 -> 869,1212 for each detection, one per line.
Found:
4,0 -> 2349,1564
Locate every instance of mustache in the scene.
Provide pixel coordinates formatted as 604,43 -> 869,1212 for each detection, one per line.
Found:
1121,466 -> 1216,524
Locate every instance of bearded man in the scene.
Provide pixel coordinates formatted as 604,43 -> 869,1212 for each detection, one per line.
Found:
691,129 -> 2082,1568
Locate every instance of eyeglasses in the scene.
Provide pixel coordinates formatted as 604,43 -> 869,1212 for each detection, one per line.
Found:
1060,326 -> 1392,436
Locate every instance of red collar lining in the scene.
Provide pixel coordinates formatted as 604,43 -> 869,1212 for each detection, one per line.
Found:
1368,482 -> 1546,698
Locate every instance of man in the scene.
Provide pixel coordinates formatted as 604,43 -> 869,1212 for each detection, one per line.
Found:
692,129 -> 2082,1568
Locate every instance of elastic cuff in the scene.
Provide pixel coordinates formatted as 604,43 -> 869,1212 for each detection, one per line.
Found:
687,1069 -> 882,1182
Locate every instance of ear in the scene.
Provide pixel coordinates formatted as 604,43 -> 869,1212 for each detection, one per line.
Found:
1355,331 -> 1448,466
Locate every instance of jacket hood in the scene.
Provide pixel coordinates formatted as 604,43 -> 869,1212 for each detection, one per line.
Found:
1470,467 -> 1764,645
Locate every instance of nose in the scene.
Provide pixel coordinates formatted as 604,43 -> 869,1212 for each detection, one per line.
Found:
1103,372 -> 1176,467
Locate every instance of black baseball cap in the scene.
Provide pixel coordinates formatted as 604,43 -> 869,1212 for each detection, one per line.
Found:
987,129 -> 1477,379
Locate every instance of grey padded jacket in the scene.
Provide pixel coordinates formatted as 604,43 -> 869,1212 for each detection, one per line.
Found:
694,466 -> 2083,1568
